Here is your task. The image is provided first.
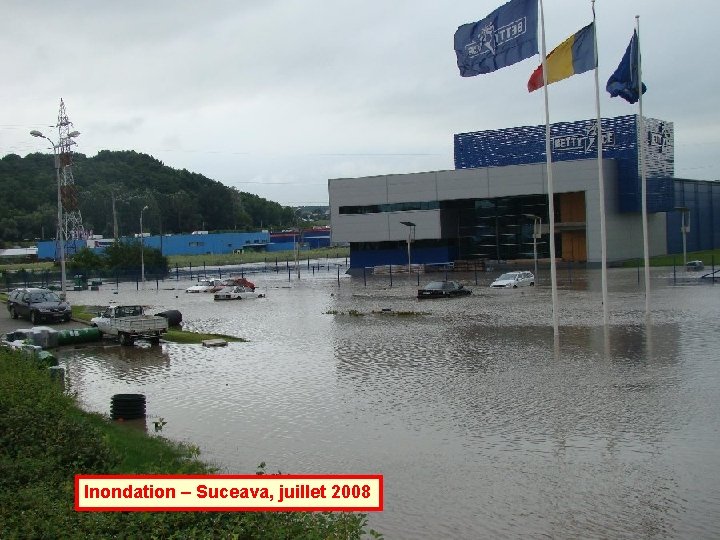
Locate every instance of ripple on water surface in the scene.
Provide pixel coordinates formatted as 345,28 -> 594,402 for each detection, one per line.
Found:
57,270 -> 720,538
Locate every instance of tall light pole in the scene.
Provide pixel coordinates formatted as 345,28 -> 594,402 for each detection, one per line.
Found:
676,206 -> 690,268
400,221 -> 416,274
523,214 -> 542,281
30,129 -> 80,294
140,205 -> 149,287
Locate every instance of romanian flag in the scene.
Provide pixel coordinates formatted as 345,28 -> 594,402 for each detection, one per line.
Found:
527,23 -> 596,92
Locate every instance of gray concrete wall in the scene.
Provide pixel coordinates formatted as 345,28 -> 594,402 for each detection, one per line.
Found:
329,159 -> 668,262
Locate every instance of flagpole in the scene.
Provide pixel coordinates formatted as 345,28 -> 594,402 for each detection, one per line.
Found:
592,0 -> 609,326
636,15 -> 651,318
539,0 -> 560,338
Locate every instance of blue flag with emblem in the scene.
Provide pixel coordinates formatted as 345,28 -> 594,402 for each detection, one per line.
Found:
606,30 -> 647,104
454,0 -> 538,77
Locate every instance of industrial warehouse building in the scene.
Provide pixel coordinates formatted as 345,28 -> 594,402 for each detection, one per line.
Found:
36,228 -> 332,260
329,115 -> 720,270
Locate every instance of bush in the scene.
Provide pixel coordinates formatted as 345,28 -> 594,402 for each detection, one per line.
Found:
0,349 -> 377,539
69,240 -> 169,278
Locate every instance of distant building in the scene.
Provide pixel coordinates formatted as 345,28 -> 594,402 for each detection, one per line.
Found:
36,231 -> 271,260
0,247 -> 38,260
329,115 -> 720,269
268,227 -> 332,251
36,228 -> 334,260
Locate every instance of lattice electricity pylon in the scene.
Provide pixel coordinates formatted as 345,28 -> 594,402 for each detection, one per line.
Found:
56,98 -> 87,249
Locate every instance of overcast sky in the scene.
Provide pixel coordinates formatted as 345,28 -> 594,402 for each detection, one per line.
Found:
2,1 -> 718,207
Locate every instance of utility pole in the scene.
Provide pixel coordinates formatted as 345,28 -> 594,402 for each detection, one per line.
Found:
56,99 -> 86,249
30,98 -> 83,294
112,192 -> 119,240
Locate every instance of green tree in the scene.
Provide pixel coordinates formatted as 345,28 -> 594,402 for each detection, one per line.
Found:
102,240 -> 169,277
0,150 -> 299,243
68,247 -> 105,273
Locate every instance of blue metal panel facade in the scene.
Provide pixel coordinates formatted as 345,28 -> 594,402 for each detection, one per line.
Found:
349,245 -> 456,269
37,239 -> 87,260
37,232 -> 271,259
667,179 -> 720,254
454,115 -> 675,212
149,232 -> 269,255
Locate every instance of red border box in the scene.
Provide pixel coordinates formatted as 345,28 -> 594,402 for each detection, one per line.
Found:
75,474 -> 383,512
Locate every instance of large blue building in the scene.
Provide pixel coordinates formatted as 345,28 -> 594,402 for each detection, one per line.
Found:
36,227 -> 334,260
36,231 -> 271,260
329,115 -> 719,269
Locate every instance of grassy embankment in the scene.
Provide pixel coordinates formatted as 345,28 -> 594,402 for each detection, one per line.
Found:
0,294 -> 245,344
70,306 -> 246,344
167,246 -> 349,269
0,247 -> 349,273
621,248 -> 720,268
4,246 -> 719,273
0,348 -> 377,538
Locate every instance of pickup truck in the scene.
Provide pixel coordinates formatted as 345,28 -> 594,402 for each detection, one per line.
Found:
90,304 -> 168,346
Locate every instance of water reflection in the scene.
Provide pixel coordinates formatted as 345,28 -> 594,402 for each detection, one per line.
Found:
56,269 -> 720,539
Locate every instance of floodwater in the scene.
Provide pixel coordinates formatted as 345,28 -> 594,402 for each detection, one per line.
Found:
56,264 -> 720,539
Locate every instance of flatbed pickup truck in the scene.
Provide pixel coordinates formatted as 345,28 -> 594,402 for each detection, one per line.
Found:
91,304 -> 168,346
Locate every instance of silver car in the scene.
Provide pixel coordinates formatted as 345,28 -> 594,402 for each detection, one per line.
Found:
490,271 -> 535,288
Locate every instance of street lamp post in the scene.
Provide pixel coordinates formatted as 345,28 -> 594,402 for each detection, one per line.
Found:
400,221 -> 416,274
523,214 -> 542,281
676,206 -> 690,268
140,205 -> 149,287
30,129 -> 80,294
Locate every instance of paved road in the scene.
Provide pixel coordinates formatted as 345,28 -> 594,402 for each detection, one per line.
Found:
0,300 -> 88,338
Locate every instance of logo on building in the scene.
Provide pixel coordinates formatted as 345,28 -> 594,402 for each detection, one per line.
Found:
647,122 -> 672,153
552,124 -> 615,153
464,17 -> 528,59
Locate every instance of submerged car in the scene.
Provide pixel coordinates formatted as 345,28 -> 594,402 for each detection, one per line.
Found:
490,271 -> 535,288
686,260 -> 704,271
214,285 -> 260,301
6,287 -> 72,324
185,279 -> 224,293
417,281 -> 471,299
221,276 -> 256,291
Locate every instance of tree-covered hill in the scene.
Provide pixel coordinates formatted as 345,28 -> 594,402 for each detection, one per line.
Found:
0,150 -> 297,244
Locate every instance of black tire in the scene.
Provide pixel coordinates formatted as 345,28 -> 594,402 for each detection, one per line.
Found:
30,311 -> 39,325
111,394 -> 146,420
149,335 -> 161,346
119,332 -> 134,346
155,310 -> 182,327
530,282 -> 535,286
10,307 -> 18,319
512,285 -> 518,289
63,314 -> 71,322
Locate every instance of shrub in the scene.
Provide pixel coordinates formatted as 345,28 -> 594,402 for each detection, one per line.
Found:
0,349 -> 377,538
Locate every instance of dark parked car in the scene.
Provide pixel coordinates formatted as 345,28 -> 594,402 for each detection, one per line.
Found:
6,288 -> 72,324
417,281 -> 472,299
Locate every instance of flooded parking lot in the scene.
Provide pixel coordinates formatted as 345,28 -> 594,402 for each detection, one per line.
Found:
55,266 -> 720,538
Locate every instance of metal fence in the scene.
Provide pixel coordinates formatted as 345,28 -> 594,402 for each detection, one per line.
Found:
1,255 -> 353,292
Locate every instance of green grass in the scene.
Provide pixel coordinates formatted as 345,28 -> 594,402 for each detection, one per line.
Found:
71,304 -> 96,322
0,247 -> 349,274
66,305 -> 248,343
163,329 -> 247,344
167,246 -> 349,268
0,348 -> 379,539
621,248 -> 720,268
0,260 -> 55,271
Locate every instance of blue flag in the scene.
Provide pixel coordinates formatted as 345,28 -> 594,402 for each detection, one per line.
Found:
454,0 -> 538,77
606,30 -> 647,104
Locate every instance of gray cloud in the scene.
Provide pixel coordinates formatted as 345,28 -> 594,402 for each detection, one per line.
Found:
3,0 -> 718,206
